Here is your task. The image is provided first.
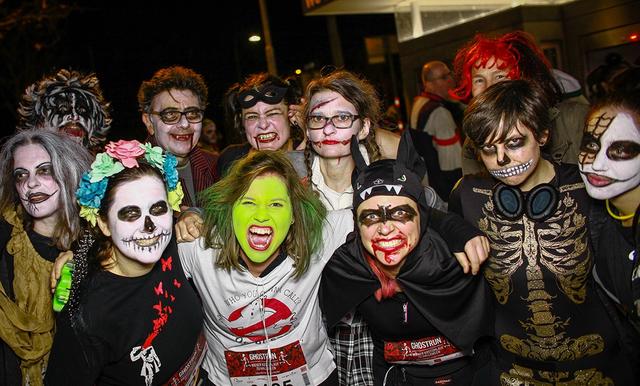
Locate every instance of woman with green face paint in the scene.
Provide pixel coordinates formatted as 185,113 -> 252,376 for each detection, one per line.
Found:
231,174 -> 293,271
178,150 -> 354,386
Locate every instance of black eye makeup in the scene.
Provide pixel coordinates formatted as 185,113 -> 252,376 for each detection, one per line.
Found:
580,133 -> 600,154
13,168 -> 28,183
117,206 -> 142,221
505,136 -> 526,150
606,141 -> 640,161
149,201 -> 169,216
358,204 -> 418,226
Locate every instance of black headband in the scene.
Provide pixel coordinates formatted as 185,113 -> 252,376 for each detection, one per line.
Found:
237,85 -> 288,109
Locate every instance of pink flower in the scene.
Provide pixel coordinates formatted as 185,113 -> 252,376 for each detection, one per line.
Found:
105,140 -> 145,168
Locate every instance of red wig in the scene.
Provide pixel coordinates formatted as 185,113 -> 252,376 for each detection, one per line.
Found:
449,31 -> 557,104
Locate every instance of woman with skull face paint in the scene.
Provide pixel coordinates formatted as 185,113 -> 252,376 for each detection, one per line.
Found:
45,140 -> 205,386
579,91 -> 640,342
320,129 -> 494,386
179,150 -> 354,386
0,129 -> 91,386
449,80 -> 637,383
215,73 -> 304,178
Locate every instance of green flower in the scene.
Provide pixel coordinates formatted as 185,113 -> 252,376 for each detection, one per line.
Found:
141,143 -> 165,170
89,153 -> 124,182
168,182 -> 184,212
79,206 -> 100,226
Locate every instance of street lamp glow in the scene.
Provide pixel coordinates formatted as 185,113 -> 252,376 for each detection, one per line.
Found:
295,69 -> 302,75
249,35 -> 262,42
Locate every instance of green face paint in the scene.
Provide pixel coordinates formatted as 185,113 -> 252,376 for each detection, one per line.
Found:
232,174 -> 293,264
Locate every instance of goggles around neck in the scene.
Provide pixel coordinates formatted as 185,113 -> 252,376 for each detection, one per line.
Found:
237,85 -> 288,109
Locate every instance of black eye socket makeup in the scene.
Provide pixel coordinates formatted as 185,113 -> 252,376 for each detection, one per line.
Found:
358,204 -> 417,227
117,206 -> 142,222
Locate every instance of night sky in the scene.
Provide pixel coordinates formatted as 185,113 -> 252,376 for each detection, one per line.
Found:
1,0 -> 397,147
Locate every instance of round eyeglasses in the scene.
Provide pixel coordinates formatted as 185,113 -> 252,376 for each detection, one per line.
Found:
149,108 -> 204,125
306,114 -> 360,130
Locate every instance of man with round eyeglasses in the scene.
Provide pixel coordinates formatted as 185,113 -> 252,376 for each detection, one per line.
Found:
138,66 -> 217,208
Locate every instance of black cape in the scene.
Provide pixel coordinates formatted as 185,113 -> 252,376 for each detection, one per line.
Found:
320,222 -> 494,353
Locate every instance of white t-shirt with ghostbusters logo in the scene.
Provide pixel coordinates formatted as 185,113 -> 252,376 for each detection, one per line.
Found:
179,209 -> 353,386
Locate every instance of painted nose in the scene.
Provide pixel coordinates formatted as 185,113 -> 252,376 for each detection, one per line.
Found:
496,149 -> 511,167
144,216 -> 156,233
591,150 -> 608,171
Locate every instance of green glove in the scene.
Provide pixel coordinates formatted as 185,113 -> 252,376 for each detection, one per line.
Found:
52,261 -> 74,312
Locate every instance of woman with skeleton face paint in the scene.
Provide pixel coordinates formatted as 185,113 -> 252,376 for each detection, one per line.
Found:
0,129 -> 91,386
320,130 -> 493,386
45,140 -> 204,386
449,80 -> 637,383
579,91 -> 640,341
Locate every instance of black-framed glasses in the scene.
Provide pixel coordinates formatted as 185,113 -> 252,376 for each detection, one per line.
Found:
149,108 -> 204,125
307,114 -> 360,130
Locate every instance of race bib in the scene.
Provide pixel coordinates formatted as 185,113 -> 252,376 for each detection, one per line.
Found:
225,341 -> 312,386
384,335 -> 464,365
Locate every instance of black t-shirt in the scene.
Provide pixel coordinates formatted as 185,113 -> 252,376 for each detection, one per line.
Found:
45,239 -> 204,386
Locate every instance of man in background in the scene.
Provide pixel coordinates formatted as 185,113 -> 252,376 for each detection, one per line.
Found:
409,60 -> 462,200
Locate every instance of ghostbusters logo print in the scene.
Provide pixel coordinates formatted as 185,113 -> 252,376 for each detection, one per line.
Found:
227,297 -> 294,342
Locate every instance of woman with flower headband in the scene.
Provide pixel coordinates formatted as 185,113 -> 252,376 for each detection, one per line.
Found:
0,129 -> 91,386
45,140 -> 205,386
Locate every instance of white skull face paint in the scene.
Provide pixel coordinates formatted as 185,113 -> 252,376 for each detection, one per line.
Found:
579,109 -> 640,200
106,175 -> 172,265
13,143 -> 60,220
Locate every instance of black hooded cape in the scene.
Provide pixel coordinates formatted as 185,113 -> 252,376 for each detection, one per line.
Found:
320,218 -> 494,354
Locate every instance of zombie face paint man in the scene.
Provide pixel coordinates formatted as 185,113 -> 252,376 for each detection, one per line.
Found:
579,108 -> 640,200
232,174 -> 293,267
99,175 -> 173,266
17,69 -> 111,153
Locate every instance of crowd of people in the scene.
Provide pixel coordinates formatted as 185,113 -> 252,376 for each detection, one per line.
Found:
0,29 -> 638,386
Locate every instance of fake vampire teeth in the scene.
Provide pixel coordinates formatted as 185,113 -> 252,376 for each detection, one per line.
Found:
489,159 -> 533,179
247,225 -> 273,251
171,133 -> 193,142
122,231 -> 170,252
256,133 -> 278,143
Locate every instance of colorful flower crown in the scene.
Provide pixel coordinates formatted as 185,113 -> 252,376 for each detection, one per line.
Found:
76,139 -> 184,226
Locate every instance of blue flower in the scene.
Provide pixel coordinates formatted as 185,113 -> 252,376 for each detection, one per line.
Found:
163,153 -> 179,190
76,173 -> 108,208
